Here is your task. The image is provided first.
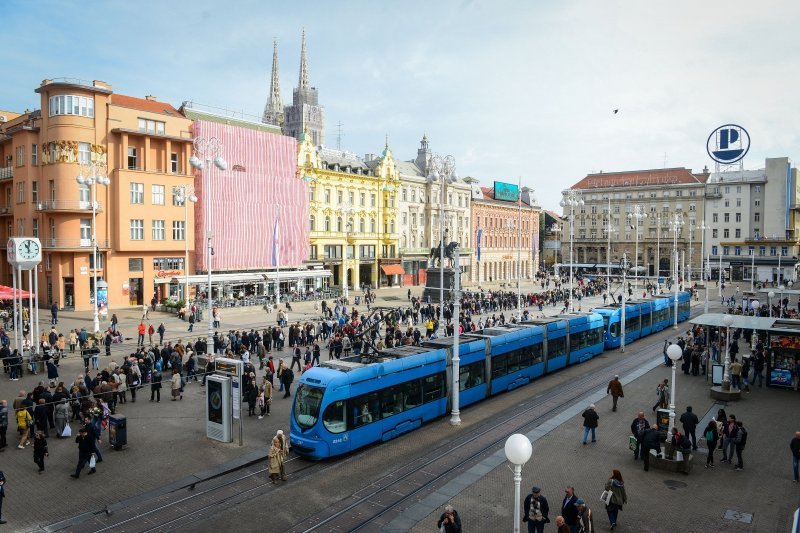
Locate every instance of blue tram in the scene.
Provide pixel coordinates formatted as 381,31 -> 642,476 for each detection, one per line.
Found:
290,297 -> 690,459
593,292 -> 691,349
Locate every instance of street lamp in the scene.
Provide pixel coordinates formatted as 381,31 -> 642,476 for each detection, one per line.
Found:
750,299 -> 760,317
628,205 -> 647,292
604,215 -> 615,298
779,280 -> 793,318
427,154 -> 458,336
560,189 -> 584,312
516,185 -> 532,322
769,290 -> 776,317
451,246 -> 462,425
699,221 -> 708,313
620,254 -> 629,352
722,313 -> 734,391
189,136 -> 227,355
666,343 -> 682,434
76,163 -> 110,333
174,185 -> 198,305
337,204 -> 355,301
550,223 -> 561,270
504,433 -> 533,533
670,213 -> 685,329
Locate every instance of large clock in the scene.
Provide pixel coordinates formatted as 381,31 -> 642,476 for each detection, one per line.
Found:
8,237 -> 42,269
19,239 -> 40,260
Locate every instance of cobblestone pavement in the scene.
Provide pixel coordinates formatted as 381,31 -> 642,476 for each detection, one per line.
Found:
0,279 -> 730,530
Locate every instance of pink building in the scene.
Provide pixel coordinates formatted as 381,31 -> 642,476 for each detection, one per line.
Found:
471,186 -> 540,286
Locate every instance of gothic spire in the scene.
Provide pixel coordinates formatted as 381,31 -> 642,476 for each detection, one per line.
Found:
298,28 -> 309,89
262,38 -> 283,125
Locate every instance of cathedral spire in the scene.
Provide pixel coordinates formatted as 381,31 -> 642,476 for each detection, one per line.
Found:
263,38 -> 283,125
298,28 -> 309,89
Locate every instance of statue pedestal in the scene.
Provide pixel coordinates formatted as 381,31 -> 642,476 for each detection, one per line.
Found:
423,268 -> 459,304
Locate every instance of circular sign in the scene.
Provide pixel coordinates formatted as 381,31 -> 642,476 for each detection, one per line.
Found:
707,124 -> 750,164
210,390 -> 222,410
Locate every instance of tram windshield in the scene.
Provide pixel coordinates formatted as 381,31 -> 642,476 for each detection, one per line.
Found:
294,385 -> 324,429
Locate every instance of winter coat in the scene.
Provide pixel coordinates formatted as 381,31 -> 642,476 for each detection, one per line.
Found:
582,408 -> 599,429
604,478 -> 627,509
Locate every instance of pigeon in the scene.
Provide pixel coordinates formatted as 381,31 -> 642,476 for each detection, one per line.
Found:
613,109 -> 619,114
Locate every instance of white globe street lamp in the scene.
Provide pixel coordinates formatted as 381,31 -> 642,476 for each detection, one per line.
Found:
666,343 -> 683,433
504,433 -> 533,533
722,314 -> 734,391
76,164 -> 110,333
768,291 -> 776,317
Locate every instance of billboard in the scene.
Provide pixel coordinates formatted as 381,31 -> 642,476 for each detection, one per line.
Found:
494,181 -> 519,202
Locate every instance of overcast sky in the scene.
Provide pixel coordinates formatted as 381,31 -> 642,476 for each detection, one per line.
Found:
3,0 -> 799,210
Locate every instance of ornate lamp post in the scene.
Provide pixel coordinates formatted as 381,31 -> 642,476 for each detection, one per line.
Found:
722,313 -> 734,391
560,190 -> 584,311
504,433 -> 533,533
75,163 -> 110,333
666,343 -> 683,433
189,137 -> 227,355
629,205 -> 647,292
174,185 -> 198,304
427,154 -> 458,336
769,290 -> 776,317
670,213 -> 685,328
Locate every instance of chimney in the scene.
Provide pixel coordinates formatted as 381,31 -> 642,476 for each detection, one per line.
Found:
145,95 -> 157,101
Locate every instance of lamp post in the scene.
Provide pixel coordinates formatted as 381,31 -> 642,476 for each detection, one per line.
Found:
604,216 -> 615,297
769,290 -> 775,317
560,189 -> 584,312
705,255 -> 710,314
666,343 -> 683,433
620,254 -> 628,352
629,205 -> 647,292
750,298 -> 760,317
174,185 -> 198,305
699,221 -> 707,312
504,433 -> 533,533
451,246 -> 461,425
76,163 -> 110,333
670,213 -> 684,328
427,154 -> 458,337
189,136 -> 227,355
687,219 -> 694,285
722,313 -> 734,391
655,212 -> 661,290
550,223 -> 561,271
516,185 -> 531,322
780,280 -> 793,318
337,204 -> 355,301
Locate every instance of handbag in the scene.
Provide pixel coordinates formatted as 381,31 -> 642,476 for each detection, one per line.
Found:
600,489 -> 612,505
61,424 -> 72,437
628,435 -> 638,451
89,454 -> 97,468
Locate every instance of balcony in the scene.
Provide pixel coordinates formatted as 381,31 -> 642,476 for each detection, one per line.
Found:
705,190 -> 722,199
35,200 -> 102,213
0,167 -> 12,181
0,206 -> 11,216
42,238 -> 110,250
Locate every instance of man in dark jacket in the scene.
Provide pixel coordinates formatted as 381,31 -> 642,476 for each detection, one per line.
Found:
679,406 -> 700,450
150,370 -> 162,402
641,424 -> 663,472
581,404 -> 599,445
560,487 -> 579,531
70,426 -> 96,478
630,411 -> 649,460
606,375 -> 624,412
281,367 -> 294,398
436,505 -> 462,533
522,486 -> 550,533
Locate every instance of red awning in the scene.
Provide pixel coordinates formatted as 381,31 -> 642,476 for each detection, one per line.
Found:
380,264 -> 405,276
0,285 -> 34,300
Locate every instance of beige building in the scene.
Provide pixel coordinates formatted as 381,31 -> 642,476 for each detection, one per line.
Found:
0,78 -> 195,311
562,167 -> 709,279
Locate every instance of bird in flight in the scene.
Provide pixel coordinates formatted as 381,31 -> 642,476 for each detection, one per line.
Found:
613,109 -> 619,114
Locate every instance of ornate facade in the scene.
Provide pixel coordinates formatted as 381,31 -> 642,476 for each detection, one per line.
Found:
298,132 -> 401,290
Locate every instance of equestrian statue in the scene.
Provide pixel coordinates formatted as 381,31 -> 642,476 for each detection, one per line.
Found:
429,240 -> 459,268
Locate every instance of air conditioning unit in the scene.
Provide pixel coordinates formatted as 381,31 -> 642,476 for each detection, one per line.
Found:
0,115 -> 7,123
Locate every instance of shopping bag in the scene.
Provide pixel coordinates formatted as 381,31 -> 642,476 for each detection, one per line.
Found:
628,435 -> 637,451
89,454 -> 96,468
600,490 -> 612,505
61,424 -> 72,438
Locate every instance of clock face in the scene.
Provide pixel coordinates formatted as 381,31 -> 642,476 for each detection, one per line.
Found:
19,239 -> 40,260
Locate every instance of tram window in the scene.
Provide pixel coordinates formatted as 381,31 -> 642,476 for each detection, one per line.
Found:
642,312 -> 652,327
350,392 -> 380,428
380,386 -> 404,418
492,355 -> 507,379
403,380 -> 422,409
461,361 -> 484,390
294,385 -> 324,429
322,400 -> 347,434
591,326 -> 603,345
548,337 -> 566,357
626,315 -> 639,332
610,322 -> 619,337
507,350 -> 521,373
531,343 -> 543,364
423,373 -> 445,403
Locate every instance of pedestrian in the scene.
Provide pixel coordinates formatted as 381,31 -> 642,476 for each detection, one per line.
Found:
259,379 -> 272,419
437,504 -> 462,533
16,404 -> 32,449
603,469 -> 627,530
522,486 -> 550,533
630,411 -> 649,461
561,486 -> 579,532
54,399 -> 69,438
150,369 -> 162,402
137,322 -> 146,347
554,516 -> 569,533
704,419 -> 719,468
574,498 -> 593,533
581,404 -> 598,445
669,427 -> 691,474
69,426 -> 96,478
281,365 -> 294,398
606,375 -> 624,412
268,435 -> 287,483
0,400 -> 7,451
721,414 -> 738,464
652,379 -> 669,412
679,405 -> 700,450
170,369 -> 183,401
157,323 -> 165,345
791,431 -> 800,482
734,420 -> 747,471
51,302 -> 58,325
641,424 -> 662,472
32,431 -> 48,473
148,323 -> 155,345
0,471 -> 6,524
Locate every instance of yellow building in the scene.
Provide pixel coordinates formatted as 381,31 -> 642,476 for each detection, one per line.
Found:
298,132 -> 402,290
0,78 -> 195,311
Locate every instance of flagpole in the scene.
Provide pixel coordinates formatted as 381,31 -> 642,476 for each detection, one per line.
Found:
274,217 -> 283,323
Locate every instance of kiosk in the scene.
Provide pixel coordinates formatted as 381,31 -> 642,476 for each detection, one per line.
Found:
206,375 -> 232,442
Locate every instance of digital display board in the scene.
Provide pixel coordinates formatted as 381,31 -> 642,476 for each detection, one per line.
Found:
494,181 -> 519,202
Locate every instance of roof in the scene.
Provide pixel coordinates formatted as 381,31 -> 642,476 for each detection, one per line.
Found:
571,167 -> 708,190
545,210 -> 563,221
396,160 -> 424,178
317,147 -> 369,170
111,94 -> 183,117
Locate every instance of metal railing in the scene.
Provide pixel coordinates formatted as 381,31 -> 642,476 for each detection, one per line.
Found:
0,167 -> 13,181
42,238 -> 110,249
36,200 -> 101,212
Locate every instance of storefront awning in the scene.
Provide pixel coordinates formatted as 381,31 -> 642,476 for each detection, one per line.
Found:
690,313 -> 777,330
381,264 -> 405,276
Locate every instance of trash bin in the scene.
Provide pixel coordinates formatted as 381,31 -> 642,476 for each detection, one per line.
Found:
108,414 -> 127,450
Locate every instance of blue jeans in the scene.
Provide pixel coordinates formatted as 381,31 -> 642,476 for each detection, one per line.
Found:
527,520 -> 545,533
793,455 -> 799,481
753,371 -> 764,386
607,506 -> 619,525
583,426 -> 596,443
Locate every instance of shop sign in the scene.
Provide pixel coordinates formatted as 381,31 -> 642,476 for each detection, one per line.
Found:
80,266 -> 88,275
156,270 -> 183,278
770,335 -> 800,349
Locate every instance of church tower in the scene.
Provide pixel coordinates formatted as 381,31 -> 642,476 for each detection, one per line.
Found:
283,29 -> 326,145
415,134 -> 431,174
262,39 -> 284,126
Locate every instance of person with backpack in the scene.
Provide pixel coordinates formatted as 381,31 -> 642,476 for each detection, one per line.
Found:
670,427 -> 692,475
704,419 -> 720,468
734,421 -> 747,471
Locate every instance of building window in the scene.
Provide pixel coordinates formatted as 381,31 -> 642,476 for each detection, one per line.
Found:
371,193 -> 376,207
723,229 -> 729,238
31,182 -> 38,203
79,218 -> 91,244
151,185 -> 165,205
324,216 -> 330,232
49,218 -> 55,239
32,219 -> 38,238
336,217 -> 343,232
735,229 -> 741,238
349,191 -> 354,205
689,203 -> 696,211
754,199 -> 760,207
309,186 -> 315,202
152,220 -> 165,240
48,95 -> 94,118
31,144 -> 38,166
782,246 -> 788,257
723,246 -> 729,256
16,182 -> 24,203
138,118 -> 165,135
129,258 -> 143,271
759,246 -> 766,256
770,246 -> 777,256
712,245 -> 718,256
78,142 -> 91,164
370,218 -> 376,233
337,190 -> 343,204
734,246 -> 741,256
170,153 -> 179,173
309,245 -> 317,260
172,220 -> 185,240
723,213 -> 730,223
735,213 -> 741,222
130,219 -> 144,240
748,246 -> 754,256
712,213 -> 718,223
754,185 -> 761,192
15,146 -> 24,167
324,189 -> 331,203
130,183 -> 144,204
712,229 -> 718,238
127,147 -> 138,170
754,212 -> 760,222
153,257 -> 184,270
736,198 -> 741,207
309,215 -> 315,231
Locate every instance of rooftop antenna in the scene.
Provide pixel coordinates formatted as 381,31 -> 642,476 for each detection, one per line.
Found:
336,120 -> 344,150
